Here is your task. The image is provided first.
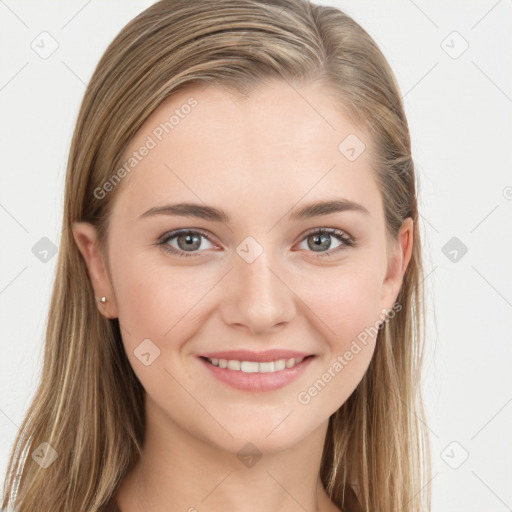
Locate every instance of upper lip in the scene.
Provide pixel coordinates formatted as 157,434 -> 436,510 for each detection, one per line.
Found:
199,350 -> 313,363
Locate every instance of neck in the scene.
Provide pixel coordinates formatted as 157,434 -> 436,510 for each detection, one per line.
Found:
115,395 -> 339,512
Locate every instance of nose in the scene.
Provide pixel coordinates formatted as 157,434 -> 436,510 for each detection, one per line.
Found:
219,248 -> 297,336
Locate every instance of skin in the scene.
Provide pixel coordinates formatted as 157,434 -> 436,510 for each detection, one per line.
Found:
73,79 -> 413,512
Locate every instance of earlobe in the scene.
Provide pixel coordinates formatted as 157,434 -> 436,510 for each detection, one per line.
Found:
72,221 -> 118,319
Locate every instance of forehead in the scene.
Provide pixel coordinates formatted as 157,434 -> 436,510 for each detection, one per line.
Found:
111,79 -> 382,224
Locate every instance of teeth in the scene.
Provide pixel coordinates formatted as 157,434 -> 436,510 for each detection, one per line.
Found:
227,360 -> 241,370
274,359 -> 286,371
259,361 -> 274,372
240,361 -> 259,373
207,356 -> 306,373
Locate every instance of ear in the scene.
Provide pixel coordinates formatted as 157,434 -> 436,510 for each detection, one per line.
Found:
72,222 -> 119,319
379,217 -> 414,314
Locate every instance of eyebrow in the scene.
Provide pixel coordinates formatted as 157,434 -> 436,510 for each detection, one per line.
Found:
139,198 -> 370,223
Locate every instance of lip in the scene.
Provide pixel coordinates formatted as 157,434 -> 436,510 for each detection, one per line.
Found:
199,349 -> 312,363
198,353 -> 315,392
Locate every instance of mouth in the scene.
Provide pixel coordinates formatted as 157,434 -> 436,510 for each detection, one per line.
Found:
197,354 -> 316,392
200,354 -> 314,373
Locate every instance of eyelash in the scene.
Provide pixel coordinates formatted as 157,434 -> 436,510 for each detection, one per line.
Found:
157,227 -> 356,259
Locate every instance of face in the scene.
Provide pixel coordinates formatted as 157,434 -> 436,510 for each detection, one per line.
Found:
73,79 -> 412,454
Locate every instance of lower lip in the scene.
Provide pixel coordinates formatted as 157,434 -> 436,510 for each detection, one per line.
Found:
198,356 -> 315,392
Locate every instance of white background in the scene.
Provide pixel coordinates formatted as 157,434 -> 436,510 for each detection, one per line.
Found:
1,1 -> 511,510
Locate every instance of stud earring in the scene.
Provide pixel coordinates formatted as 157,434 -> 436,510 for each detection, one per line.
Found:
96,296 -> 107,304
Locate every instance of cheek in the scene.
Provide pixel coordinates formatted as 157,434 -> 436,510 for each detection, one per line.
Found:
111,251 -> 215,352
300,263 -> 384,344
110,258 -> 211,399
297,269 -> 380,417
292,263 -> 384,407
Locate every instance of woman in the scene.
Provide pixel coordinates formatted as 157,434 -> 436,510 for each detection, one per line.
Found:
2,0 -> 431,510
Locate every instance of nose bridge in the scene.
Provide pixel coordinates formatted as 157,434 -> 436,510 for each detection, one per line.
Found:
221,236 -> 296,334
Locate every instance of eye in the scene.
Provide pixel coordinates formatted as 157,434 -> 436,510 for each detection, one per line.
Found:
295,228 -> 355,258
158,229 -> 217,258
157,227 -> 356,259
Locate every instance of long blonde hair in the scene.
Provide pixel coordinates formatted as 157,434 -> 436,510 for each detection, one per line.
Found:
2,1 -> 431,510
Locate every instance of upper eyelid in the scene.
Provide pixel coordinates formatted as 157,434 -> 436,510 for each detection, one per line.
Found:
159,228 -> 216,245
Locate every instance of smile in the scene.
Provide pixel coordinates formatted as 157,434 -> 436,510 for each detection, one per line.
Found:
205,356 -> 306,373
199,355 -> 315,392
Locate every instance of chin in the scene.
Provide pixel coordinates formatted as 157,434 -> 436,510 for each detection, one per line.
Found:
212,417 -> 318,456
